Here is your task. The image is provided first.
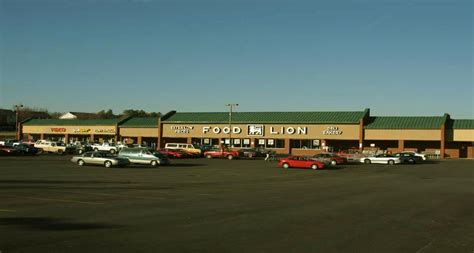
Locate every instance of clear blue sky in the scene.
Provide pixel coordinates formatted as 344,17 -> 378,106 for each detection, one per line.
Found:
1,0 -> 472,118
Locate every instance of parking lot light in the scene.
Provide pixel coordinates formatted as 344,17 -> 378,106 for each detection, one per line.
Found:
225,103 -> 239,148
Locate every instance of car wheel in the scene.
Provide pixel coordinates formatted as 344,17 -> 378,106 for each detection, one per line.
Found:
77,159 -> 85,166
94,148 -> 99,152
282,163 -> 290,169
388,160 -> 395,165
150,160 -> 158,167
227,155 -> 234,160
58,149 -> 64,155
311,164 -> 318,170
248,153 -> 253,158
78,149 -> 83,154
206,154 -> 212,159
104,161 -> 112,168
110,149 -> 116,154
330,160 -> 337,166
364,159 -> 371,164
408,158 -> 415,163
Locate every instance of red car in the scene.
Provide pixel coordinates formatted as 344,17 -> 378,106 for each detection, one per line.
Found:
158,148 -> 187,158
336,149 -> 364,161
0,145 -> 21,156
204,147 -> 240,160
278,156 -> 326,170
311,153 -> 347,166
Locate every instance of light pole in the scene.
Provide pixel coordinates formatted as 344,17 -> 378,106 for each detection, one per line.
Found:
15,104 -> 24,140
225,103 -> 238,147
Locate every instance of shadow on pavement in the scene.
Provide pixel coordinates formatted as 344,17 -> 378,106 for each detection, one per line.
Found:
0,217 -> 121,231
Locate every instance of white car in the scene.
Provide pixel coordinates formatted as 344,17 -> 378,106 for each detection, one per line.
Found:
360,154 -> 401,165
91,143 -> 118,154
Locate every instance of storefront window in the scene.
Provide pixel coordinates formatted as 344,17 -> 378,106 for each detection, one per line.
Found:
291,139 -> 321,149
256,139 -> 285,148
192,138 -> 219,146
242,139 -> 251,148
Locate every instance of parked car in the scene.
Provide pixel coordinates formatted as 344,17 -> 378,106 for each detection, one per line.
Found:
360,154 -> 401,165
71,152 -> 130,168
34,140 -> 73,154
68,141 -> 93,154
14,143 -> 41,155
158,148 -> 187,158
238,148 -> 258,158
204,147 -> 240,160
401,151 -> 427,161
118,147 -> 169,167
0,145 -> 21,156
0,139 -> 20,147
164,143 -> 202,156
310,153 -> 347,166
91,143 -> 118,154
393,152 -> 423,164
336,149 -> 364,161
278,156 -> 326,170
254,147 -> 272,157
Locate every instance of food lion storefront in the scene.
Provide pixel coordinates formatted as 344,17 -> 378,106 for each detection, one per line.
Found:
160,111 -> 368,155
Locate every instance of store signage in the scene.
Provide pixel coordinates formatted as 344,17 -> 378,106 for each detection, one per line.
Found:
50,128 -> 66,133
323,126 -> 343,135
73,128 -> 91,133
95,129 -> 115,134
270,126 -> 307,135
171,125 -> 194,134
194,125 -> 309,136
248,125 -> 264,136
202,126 -> 242,134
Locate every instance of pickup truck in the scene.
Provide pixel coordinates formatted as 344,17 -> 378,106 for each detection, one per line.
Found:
34,140 -> 73,154
204,147 -> 240,160
0,139 -> 20,147
91,143 -> 118,154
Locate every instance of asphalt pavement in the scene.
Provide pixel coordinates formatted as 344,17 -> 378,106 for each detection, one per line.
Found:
0,155 -> 473,253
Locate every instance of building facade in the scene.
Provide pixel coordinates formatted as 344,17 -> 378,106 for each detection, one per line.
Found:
19,109 -> 474,158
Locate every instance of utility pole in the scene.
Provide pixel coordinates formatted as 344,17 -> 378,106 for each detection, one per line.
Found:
15,104 -> 24,140
225,103 -> 238,148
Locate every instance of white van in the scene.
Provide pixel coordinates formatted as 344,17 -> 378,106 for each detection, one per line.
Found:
164,143 -> 201,155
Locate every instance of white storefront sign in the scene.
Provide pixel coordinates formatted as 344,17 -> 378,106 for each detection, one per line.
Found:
203,126 -> 242,134
173,125 -> 309,136
270,126 -> 307,135
323,126 -> 343,135
171,125 -> 194,134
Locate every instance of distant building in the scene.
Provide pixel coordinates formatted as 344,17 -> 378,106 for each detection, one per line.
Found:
59,112 -> 98,120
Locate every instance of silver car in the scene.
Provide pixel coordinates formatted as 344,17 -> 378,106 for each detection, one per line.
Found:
118,147 -> 169,167
70,152 -> 130,168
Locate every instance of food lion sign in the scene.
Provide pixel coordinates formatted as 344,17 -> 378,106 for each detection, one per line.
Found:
171,124 -> 308,137
248,125 -> 264,136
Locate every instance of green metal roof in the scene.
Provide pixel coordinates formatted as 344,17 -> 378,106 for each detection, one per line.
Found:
364,116 -> 445,129
120,117 -> 158,128
453,119 -> 474,129
23,118 -> 120,126
163,111 -> 366,124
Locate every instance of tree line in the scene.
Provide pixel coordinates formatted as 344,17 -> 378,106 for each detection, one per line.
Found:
13,106 -> 160,121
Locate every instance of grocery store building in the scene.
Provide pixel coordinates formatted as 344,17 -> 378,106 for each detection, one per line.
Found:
19,109 -> 474,158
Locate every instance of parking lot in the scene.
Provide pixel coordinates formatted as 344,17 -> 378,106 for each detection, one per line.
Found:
0,156 -> 473,253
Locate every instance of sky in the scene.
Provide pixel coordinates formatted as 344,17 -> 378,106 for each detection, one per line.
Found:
0,0 -> 472,118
